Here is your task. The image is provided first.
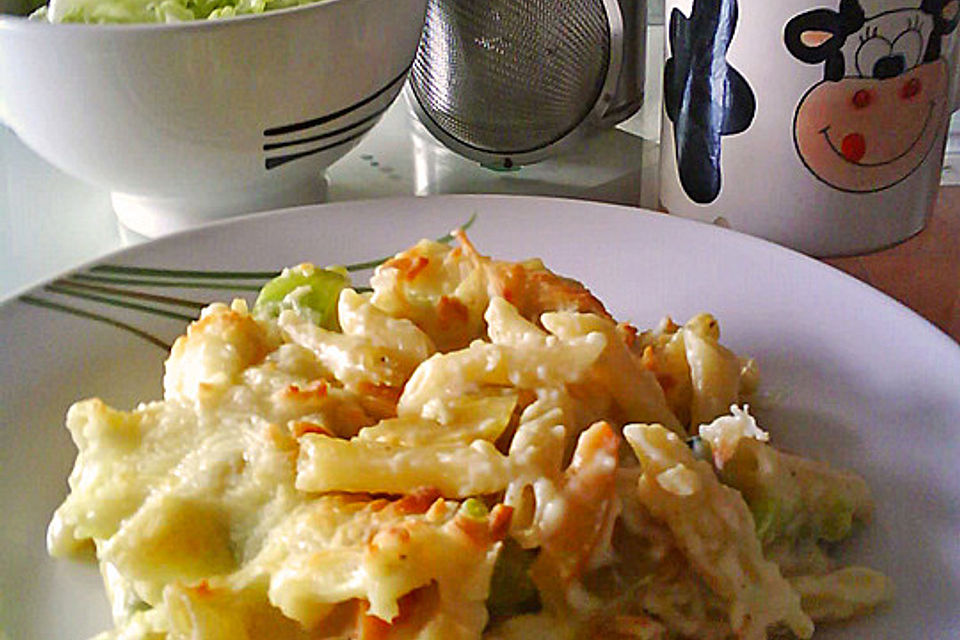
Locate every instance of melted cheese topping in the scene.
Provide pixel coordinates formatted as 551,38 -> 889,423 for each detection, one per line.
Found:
47,237 -> 888,640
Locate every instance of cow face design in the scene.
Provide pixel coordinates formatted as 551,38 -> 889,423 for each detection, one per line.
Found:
785,0 -> 959,192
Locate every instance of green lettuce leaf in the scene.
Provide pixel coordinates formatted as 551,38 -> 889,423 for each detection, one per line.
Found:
33,0 -> 320,23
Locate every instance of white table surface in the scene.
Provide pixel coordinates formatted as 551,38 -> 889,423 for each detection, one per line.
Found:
0,95 -> 663,301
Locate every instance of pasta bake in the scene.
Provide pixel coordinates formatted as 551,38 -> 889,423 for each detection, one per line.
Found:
47,231 -> 891,639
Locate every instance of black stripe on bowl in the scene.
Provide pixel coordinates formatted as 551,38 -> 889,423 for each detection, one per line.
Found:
263,65 -> 411,138
265,121 -> 380,170
262,103 -> 391,152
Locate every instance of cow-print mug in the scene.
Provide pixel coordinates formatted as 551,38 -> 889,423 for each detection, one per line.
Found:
657,0 -> 960,256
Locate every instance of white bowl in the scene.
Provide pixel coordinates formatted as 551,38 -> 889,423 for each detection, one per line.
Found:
0,0 -> 427,236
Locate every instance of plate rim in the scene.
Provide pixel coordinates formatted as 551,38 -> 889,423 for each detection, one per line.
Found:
1,193 -> 956,352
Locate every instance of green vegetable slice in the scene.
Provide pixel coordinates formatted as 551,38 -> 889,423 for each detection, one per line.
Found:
253,264 -> 349,330
486,539 -> 540,619
459,498 -> 489,521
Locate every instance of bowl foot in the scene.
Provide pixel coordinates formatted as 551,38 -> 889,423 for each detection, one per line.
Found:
112,176 -> 329,238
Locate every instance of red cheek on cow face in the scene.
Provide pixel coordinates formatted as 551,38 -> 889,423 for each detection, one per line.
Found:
901,78 -> 922,100
792,59 -> 948,192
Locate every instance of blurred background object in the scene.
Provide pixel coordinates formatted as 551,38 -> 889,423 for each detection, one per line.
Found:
406,0 -> 647,169
945,112 -> 960,185
0,0 -> 427,237
657,0 -> 960,256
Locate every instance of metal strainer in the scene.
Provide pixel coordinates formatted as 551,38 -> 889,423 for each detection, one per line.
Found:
407,0 -> 645,169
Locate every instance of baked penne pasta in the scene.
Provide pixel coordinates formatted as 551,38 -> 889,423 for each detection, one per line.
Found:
47,232 -> 889,640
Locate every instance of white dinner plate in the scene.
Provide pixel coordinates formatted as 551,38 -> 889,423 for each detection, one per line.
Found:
1,194 -> 958,639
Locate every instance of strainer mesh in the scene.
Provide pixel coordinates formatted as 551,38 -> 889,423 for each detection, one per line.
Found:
410,0 -> 611,155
